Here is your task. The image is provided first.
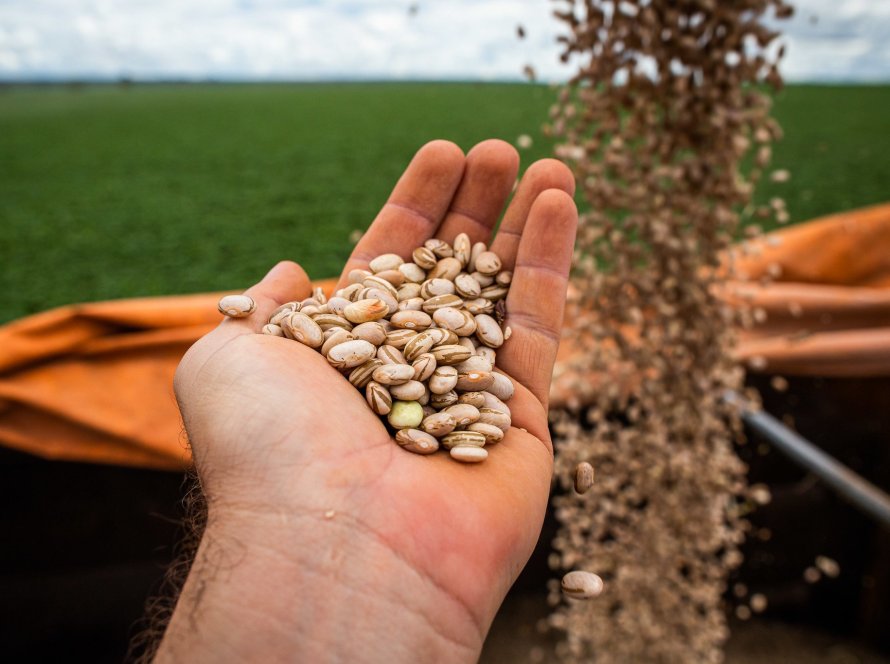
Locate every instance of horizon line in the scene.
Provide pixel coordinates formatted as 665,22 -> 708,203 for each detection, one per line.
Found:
2,75 -> 889,86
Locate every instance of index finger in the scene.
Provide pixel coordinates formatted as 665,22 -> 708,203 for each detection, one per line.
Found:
337,140 -> 465,289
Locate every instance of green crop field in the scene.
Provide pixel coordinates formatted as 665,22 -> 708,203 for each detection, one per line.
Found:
2,82 -> 889,323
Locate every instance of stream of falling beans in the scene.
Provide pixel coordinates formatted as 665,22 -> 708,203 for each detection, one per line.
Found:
543,1 -> 792,661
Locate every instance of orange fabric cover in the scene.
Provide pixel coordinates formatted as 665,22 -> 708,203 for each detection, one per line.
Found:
726,202 -> 890,375
1,205 -> 888,469
0,282 -> 333,470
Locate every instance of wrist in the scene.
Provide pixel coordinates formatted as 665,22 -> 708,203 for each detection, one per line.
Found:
156,504 -> 483,663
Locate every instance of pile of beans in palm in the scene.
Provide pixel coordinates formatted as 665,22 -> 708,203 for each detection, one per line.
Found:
261,233 -> 514,464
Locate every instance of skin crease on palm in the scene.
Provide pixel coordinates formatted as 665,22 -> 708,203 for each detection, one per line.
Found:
158,139 -> 578,663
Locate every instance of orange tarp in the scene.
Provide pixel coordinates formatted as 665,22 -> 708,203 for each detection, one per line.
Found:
0,284 -> 326,470
727,202 -> 890,375
1,204 -> 888,470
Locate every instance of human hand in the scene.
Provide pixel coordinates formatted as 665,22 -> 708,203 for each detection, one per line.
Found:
159,140 -> 577,663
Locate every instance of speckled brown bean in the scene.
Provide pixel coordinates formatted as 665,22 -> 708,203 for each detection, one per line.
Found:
411,353 -> 437,381
269,301 -> 299,325
480,391 -> 510,412
218,294 -> 256,318
455,310 -> 478,337
420,278 -> 456,299
404,331 -> 437,361
389,380 -> 426,401
574,462 -> 596,494
375,269 -> 405,287
399,262 -> 427,284
326,296 -> 351,317
474,251 -> 501,276
424,238 -> 453,258
468,242 -> 486,273
453,232 -> 472,267
475,314 -> 505,348
421,294 -> 464,314
377,344 -> 407,365
560,571 -> 604,600
313,313 -> 354,332
312,286 -> 328,305
338,283 -> 364,302
456,370 -> 494,392
480,285 -> 508,301
432,344 -> 473,365
363,287 -> 399,315
385,329 -> 417,349
457,392 -> 486,408
450,446 -> 488,463
282,312 -> 324,348
395,429 -> 439,455
430,390 -> 458,410
389,310 -> 433,331
428,257 -> 462,281
467,422 -> 504,444
372,363 -> 415,386
429,366 -> 459,394
326,339 -> 377,369
442,404 -> 481,427
471,271 -> 494,287
413,246 -> 438,269
488,372 -> 515,401
348,268 -> 372,284
366,381 -> 392,415
464,298 -> 494,315
421,412 -> 456,437
397,283 -> 422,301
457,337 -> 476,354
476,346 -> 497,365
269,309 -> 294,327
429,328 -> 459,347
349,359 -> 384,388
351,321 -> 387,346
478,407 -> 511,432
363,276 -> 399,299
417,384 -> 431,406
457,354 -> 491,373
442,430 -> 486,450
344,299 -> 389,324
432,306 -> 466,332
398,297 -> 425,312
321,329 -> 355,356
454,273 -> 482,298
369,253 -> 404,273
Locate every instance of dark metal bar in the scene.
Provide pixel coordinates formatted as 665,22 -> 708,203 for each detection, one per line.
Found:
725,391 -> 890,529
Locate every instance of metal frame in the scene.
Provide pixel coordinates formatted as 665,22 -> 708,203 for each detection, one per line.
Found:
726,391 -> 890,528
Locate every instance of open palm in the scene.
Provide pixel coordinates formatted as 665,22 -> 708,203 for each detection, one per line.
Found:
172,139 -> 577,654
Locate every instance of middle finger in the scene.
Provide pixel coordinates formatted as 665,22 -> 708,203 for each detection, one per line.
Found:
435,139 -> 519,245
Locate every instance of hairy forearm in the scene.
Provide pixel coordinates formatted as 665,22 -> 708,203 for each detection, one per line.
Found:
154,508 -> 483,663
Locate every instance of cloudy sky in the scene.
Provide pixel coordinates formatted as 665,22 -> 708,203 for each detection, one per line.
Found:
0,0 -> 888,82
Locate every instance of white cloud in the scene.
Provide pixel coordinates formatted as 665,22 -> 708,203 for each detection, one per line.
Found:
0,0 -> 887,82
770,0 -> 890,81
